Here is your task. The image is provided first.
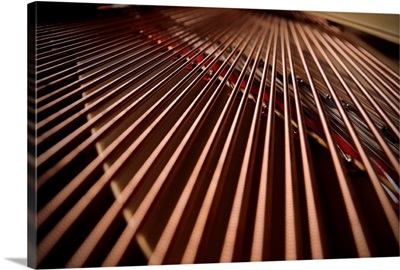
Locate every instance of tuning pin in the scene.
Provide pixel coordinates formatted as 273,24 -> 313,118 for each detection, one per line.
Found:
186,60 -> 198,71
292,126 -> 300,140
261,104 -> 268,117
338,146 -> 358,173
203,69 -> 214,82
344,154 -> 354,164
344,103 -> 355,111
323,94 -> 335,108
296,77 -> 304,85
344,155 -> 359,173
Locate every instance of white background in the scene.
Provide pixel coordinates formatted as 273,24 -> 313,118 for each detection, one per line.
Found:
0,1 -> 398,269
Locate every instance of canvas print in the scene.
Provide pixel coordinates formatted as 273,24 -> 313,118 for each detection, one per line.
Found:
28,1 -> 400,268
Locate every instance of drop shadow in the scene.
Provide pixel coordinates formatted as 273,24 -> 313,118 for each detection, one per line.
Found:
5,258 -> 27,267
